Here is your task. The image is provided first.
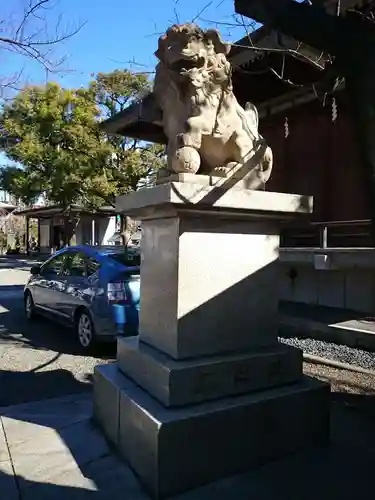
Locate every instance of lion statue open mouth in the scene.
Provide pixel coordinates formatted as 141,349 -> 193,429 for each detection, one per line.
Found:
153,23 -> 273,189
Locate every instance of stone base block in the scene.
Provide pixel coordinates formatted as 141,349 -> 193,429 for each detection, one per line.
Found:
94,364 -> 330,499
93,362 -> 127,446
117,337 -> 302,406
155,172 -> 260,190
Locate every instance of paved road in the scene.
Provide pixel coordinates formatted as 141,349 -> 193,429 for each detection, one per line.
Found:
0,263 -> 114,407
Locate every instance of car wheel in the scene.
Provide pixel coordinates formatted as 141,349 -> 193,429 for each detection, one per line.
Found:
76,310 -> 96,351
24,292 -> 36,320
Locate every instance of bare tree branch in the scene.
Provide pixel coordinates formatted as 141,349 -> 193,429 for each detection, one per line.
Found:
0,0 -> 85,95
15,0 -> 51,38
0,68 -> 26,98
197,9 -> 328,89
106,58 -> 155,76
192,2 -> 213,23
230,41 -> 325,70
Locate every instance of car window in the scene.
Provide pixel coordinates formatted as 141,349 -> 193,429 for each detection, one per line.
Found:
41,254 -> 66,277
87,257 -> 100,277
64,251 -> 87,277
106,251 -> 141,267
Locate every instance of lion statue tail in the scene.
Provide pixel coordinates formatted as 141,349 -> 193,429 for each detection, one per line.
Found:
243,101 -> 273,184
260,145 -> 273,184
244,101 -> 260,140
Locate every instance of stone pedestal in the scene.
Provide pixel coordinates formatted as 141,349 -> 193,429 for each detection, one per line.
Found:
93,179 -> 329,499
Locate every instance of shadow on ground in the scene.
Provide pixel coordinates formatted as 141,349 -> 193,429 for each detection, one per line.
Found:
0,381 -> 143,499
0,255 -> 45,271
1,384 -> 375,499
0,284 -> 116,358
0,283 -> 115,406
0,366 -> 93,408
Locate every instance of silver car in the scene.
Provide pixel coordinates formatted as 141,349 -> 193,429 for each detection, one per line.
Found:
24,245 -> 140,351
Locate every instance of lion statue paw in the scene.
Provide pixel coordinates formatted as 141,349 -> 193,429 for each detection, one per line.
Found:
172,146 -> 201,174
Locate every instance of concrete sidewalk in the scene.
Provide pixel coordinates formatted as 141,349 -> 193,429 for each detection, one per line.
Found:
0,255 -> 45,274
0,393 -> 147,499
1,388 -> 375,500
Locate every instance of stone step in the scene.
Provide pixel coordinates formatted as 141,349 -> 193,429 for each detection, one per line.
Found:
279,301 -> 375,350
93,363 -> 330,499
117,336 -> 302,407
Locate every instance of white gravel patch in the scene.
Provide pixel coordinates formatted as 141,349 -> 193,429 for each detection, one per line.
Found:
280,336 -> 375,371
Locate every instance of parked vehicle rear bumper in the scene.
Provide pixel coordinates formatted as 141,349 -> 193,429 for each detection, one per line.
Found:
91,305 -> 138,341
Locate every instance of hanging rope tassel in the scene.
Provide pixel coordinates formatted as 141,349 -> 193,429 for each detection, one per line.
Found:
332,97 -> 338,123
284,117 -> 289,139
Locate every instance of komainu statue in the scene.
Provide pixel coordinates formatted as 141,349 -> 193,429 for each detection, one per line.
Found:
153,23 -> 273,188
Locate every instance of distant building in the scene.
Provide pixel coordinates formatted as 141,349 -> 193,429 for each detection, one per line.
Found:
16,204 -> 122,254
0,191 -> 17,212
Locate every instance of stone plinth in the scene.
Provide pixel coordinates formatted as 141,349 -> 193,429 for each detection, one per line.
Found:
139,215 -> 280,358
94,363 -> 329,499
93,179 -> 329,499
117,336 -> 303,407
116,181 -> 312,360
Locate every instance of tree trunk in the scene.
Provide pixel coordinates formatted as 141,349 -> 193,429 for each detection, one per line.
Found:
25,216 -> 30,255
63,213 -> 77,246
120,215 -> 133,248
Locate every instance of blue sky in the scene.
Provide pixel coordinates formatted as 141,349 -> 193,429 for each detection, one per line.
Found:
3,0 -> 257,91
1,0 -> 260,169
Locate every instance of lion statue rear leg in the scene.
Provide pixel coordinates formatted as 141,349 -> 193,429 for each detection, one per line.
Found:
210,143 -> 273,189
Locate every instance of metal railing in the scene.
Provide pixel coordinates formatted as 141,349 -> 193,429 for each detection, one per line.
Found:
280,219 -> 373,248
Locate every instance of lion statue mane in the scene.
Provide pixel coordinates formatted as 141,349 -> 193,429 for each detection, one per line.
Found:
153,23 -> 273,188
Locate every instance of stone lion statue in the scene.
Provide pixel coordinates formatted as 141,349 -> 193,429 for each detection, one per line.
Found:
153,23 -> 273,188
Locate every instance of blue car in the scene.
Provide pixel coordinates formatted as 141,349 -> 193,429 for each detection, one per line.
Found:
24,245 -> 140,351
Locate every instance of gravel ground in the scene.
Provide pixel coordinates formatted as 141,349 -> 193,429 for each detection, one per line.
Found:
0,266 -> 115,407
280,336 -> 375,371
303,361 -> 375,420
304,362 -> 375,395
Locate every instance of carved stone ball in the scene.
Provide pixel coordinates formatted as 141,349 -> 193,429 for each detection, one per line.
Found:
172,146 -> 201,174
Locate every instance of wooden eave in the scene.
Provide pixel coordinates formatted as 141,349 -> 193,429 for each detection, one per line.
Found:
16,204 -> 116,218
230,26 -> 327,71
100,92 -> 167,144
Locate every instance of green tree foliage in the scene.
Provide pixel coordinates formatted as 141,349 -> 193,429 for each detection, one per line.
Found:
93,69 -> 150,118
0,70 -> 166,245
90,70 -> 166,194
88,69 -> 166,244
0,82 -> 112,207
0,71 -> 166,209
